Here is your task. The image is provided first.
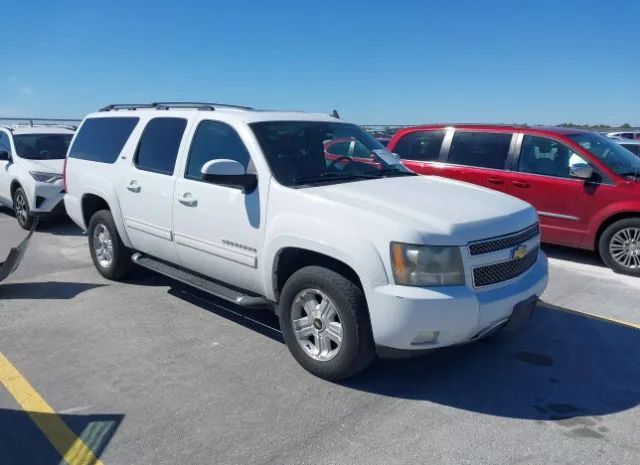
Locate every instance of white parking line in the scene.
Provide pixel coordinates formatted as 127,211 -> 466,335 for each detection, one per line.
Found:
548,256 -> 640,289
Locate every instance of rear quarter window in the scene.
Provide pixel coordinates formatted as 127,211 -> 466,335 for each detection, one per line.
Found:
69,117 -> 139,163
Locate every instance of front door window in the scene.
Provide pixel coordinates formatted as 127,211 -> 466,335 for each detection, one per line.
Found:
518,135 -> 588,178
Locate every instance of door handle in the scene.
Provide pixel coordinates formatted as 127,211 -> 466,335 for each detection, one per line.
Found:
512,180 -> 530,188
127,181 -> 141,193
177,193 -> 197,207
487,177 -> 504,185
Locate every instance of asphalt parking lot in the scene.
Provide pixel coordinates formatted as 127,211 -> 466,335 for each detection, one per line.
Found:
1,207 -> 640,465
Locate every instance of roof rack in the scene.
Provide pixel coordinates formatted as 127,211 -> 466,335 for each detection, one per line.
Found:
0,123 -> 78,132
99,102 -> 254,112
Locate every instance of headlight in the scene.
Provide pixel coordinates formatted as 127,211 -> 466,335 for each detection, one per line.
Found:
29,171 -> 63,183
390,242 -> 465,286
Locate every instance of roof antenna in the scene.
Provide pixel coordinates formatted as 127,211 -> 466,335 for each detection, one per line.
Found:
331,109 -> 340,119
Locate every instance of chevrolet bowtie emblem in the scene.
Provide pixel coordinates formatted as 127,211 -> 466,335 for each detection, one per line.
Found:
513,244 -> 528,260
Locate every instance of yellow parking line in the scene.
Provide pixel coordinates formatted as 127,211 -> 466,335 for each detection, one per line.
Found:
541,303 -> 640,330
0,352 -> 105,465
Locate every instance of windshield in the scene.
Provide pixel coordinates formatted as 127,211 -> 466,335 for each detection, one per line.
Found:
568,133 -> 640,179
250,121 -> 413,187
14,134 -> 73,160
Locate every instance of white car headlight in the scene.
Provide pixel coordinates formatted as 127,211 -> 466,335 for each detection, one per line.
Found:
29,171 -> 63,183
390,242 -> 465,286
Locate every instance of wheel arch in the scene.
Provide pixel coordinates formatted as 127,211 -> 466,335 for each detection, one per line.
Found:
80,190 -> 132,248
82,193 -> 111,227
594,211 -> 640,253
272,247 -> 363,303
10,179 -> 22,199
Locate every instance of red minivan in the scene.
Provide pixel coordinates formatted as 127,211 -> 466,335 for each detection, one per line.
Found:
388,124 -> 640,276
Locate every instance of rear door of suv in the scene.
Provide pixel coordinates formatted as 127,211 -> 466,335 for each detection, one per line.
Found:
118,116 -> 191,263
391,128 -> 516,194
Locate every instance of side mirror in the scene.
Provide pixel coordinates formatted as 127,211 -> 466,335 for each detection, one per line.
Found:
569,163 -> 593,180
201,159 -> 257,193
0,150 -> 10,161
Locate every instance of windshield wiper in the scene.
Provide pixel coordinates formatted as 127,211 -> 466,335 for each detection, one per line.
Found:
293,173 -> 377,185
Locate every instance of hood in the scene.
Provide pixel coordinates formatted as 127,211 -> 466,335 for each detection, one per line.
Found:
308,175 -> 538,245
20,158 -> 64,174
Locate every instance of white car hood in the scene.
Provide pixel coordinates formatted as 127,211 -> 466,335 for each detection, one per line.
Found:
20,158 -> 64,174
308,175 -> 538,245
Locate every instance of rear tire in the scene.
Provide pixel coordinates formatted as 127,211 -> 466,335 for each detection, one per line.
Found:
13,187 -> 35,230
599,218 -> 640,276
278,266 -> 375,381
88,210 -> 133,280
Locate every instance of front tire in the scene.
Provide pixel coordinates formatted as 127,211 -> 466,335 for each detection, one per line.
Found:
88,210 -> 133,280
13,187 -> 35,230
278,266 -> 375,381
599,218 -> 640,276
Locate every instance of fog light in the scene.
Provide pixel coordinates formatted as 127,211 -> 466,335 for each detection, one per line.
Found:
411,331 -> 439,345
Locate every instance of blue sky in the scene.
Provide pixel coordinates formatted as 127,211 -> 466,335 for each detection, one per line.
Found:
2,0 -> 639,125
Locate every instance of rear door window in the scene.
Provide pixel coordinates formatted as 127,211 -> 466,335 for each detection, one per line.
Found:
69,117 -> 139,163
135,118 -> 187,175
394,130 -> 445,161
447,131 -> 512,169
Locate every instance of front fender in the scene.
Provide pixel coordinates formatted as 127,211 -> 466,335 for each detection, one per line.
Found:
262,214 -> 389,301
584,201 -> 640,249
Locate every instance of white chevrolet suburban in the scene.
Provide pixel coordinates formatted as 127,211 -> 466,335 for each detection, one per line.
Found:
0,124 -> 75,229
64,102 -> 548,380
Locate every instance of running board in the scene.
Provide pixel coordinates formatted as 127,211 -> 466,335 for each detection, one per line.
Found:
131,253 -> 273,310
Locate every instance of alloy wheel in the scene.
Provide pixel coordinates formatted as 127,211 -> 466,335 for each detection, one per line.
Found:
609,227 -> 640,270
93,224 -> 114,268
15,193 -> 28,224
291,288 -> 344,362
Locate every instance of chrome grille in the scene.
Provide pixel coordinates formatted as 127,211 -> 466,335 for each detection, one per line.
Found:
473,246 -> 539,287
469,223 -> 539,256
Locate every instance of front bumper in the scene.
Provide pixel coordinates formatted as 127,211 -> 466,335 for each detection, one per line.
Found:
29,181 -> 65,215
367,251 -> 548,351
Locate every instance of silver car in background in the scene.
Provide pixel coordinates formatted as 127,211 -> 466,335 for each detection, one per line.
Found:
611,138 -> 640,156
607,131 -> 640,140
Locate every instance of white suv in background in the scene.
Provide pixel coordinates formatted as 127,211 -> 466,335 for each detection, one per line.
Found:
0,124 -> 75,229
64,102 -> 548,380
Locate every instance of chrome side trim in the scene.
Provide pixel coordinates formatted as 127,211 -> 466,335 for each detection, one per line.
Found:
538,211 -> 579,221
174,232 -> 257,268
124,217 -> 173,241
